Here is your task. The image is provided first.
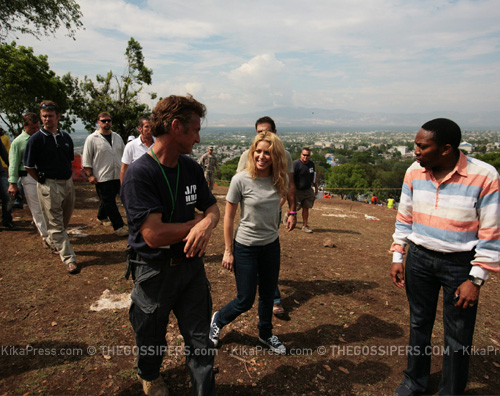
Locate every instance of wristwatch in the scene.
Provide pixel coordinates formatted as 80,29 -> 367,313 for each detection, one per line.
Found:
468,276 -> 485,287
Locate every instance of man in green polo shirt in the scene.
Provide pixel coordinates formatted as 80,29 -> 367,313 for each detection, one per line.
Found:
8,113 -> 50,245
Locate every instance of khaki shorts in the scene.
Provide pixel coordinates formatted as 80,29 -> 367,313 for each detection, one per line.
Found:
296,188 -> 315,211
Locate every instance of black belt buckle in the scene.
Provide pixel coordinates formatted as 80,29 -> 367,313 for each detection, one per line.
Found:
169,257 -> 184,266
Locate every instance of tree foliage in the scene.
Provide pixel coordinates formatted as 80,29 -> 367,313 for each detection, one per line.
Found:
475,152 -> 500,173
325,163 -> 370,197
220,157 -> 240,182
0,0 -> 83,41
0,41 -> 75,136
66,38 -> 155,140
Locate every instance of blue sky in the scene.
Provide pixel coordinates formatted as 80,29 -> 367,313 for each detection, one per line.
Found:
11,0 -> 500,117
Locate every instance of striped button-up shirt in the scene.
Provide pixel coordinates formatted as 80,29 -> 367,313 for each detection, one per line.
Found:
392,152 -> 500,279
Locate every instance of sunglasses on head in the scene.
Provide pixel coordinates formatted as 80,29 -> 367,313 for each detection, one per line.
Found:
99,119 -> 112,123
40,104 -> 57,109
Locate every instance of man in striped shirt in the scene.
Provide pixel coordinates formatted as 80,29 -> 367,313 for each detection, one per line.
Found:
390,118 -> 500,396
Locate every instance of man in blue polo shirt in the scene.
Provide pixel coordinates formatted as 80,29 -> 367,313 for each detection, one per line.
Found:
24,100 -> 78,274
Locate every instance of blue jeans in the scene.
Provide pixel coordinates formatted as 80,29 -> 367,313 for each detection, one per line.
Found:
274,287 -> 282,305
216,238 -> 280,339
0,172 -> 13,224
402,242 -> 478,395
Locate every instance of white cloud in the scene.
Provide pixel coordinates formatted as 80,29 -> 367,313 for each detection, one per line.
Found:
229,54 -> 285,81
8,0 -> 500,118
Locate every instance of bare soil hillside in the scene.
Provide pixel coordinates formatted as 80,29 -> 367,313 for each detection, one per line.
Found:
1,183 -> 499,395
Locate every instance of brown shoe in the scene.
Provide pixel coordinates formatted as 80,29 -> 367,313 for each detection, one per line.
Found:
273,304 -> 285,316
67,262 -> 80,274
138,375 -> 168,396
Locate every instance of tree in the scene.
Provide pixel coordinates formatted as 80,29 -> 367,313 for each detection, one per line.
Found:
0,0 -> 83,41
219,157 -> 240,182
0,41 -> 75,136
66,38 -> 156,141
325,163 -> 369,198
475,152 -> 500,173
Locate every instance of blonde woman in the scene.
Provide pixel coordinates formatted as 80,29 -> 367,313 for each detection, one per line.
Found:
209,132 -> 288,354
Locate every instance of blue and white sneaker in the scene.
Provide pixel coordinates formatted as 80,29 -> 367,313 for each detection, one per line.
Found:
209,311 -> 221,347
259,335 -> 286,355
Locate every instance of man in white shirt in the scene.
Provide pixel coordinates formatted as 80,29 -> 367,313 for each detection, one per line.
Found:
82,112 -> 127,236
120,116 -> 154,183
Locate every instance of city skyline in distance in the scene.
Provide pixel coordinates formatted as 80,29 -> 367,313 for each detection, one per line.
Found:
207,107 -> 500,131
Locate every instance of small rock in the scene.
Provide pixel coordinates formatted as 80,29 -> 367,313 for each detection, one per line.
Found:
323,238 -> 336,248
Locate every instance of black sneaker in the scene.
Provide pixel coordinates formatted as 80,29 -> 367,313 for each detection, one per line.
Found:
3,222 -> 17,230
209,311 -> 221,347
393,383 -> 416,396
259,335 -> 286,355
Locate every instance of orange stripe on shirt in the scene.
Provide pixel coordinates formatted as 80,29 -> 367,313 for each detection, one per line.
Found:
472,262 -> 500,272
396,212 -> 413,224
478,227 -> 500,240
413,212 -> 479,233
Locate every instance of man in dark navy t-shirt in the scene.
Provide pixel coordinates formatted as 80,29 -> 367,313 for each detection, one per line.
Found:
24,100 -> 78,274
121,95 -> 219,396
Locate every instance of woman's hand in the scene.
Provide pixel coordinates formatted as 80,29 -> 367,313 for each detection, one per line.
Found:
222,250 -> 234,272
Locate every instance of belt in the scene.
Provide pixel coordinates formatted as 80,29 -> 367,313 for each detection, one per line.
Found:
136,254 -> 190,267
169,256 -> 186,266
19,170 -> 28,177
45,177 -> 71,181
411,241 -> 474,258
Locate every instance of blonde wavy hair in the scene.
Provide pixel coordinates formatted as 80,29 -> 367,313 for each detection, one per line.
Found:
246,131 -> 288,197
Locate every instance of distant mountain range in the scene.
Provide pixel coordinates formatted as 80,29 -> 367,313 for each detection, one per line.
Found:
208,107 -> 500,131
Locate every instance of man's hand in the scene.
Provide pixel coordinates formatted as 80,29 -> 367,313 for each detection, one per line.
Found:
454,280 -> 480,309
183,213 -> 207,257
222,250 -> 234,272
8,183 -> 19,198
183,205 -> 219,258
286,214 -> 296,231
390,262 -> 405,288
88,175 -> 98,184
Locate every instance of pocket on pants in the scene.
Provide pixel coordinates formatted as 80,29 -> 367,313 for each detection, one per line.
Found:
38,183 -> 50,198
129,302 -> 158,336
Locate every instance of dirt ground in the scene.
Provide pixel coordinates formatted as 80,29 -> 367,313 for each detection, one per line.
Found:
1,182 -> 499,396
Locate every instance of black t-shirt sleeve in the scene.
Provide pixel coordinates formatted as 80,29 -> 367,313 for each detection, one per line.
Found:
121,159 -> 164,232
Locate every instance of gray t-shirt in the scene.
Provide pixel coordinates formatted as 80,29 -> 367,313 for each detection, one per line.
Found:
226,171 -> 280,246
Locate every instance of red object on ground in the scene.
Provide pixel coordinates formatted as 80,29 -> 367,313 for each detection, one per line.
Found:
72,154 -> 87,182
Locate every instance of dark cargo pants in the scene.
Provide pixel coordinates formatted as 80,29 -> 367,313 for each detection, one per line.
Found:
130,257 -> 215,396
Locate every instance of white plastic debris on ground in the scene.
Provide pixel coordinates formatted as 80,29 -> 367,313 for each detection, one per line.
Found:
90,289 -> 131,311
